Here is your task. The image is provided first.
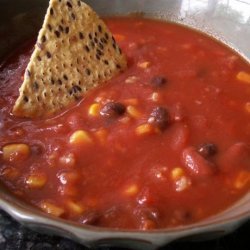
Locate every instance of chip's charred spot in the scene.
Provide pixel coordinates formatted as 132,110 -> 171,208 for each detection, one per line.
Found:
33,82 -> 39,90
23,96 -> 29,103
66,1 -> 73,8
41,35 -> 46,43
85,68 -> 91,75
54,30 -> 60,38
47,24 -> 52,31
46,51 -> 52,59
65,26 -> 69,34
98,42 -> 104,50
84,45 -> 90,52
26,69 -> 31,78
59,25 -> 64,32
69,85 -> 82,95
50,8 -> 54,16
104,32 -> 109,40
100,102 -> 126,118
79,32 -> 84,40
71,13 -> 76,20
98,25 -> 103,33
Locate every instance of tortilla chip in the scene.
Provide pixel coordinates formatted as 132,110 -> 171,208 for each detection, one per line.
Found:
13,0 -> 127,118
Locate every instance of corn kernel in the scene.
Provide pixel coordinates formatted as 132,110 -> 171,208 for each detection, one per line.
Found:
122,98 -> 139,106
236,71 -> 250,84
95,128 -> 108,145
40,201 -> 64,217
26,174 -> 47,188
67,200 -> 85,214
127,105 -> 141,118
245,102 -> 250,113
135,124 -> 154,136
151,92 -> 160,102
171,167 -> 184,180
125,76 -> 138,84
69,130 -> 93,145
88,103 -> 101,117
2,143 -> 30,162
137,61 -> 150,69
175,176 -> 191,192
124,184 -> 139,196
234,171 -> 250,189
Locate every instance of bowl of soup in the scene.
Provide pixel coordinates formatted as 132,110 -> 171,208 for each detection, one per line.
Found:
0,0 -> 249,249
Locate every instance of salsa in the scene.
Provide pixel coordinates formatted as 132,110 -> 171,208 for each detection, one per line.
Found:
0,17 -> 250,230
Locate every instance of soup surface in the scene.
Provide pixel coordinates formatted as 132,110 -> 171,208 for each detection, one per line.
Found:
0,17 -> 250,230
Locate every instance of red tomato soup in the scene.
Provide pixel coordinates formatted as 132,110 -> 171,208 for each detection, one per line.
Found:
0,17 -> 250,230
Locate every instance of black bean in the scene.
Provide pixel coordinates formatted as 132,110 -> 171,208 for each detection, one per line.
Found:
197,143 -> 217,158
31,144 -> 44,155
150,76 -> 167,88
148,107 -> 170,131
100,102 -> 126,118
